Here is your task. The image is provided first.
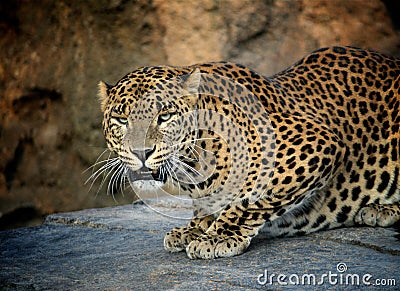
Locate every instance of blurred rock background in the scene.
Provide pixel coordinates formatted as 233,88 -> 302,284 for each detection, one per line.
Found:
0,0 -> 399,229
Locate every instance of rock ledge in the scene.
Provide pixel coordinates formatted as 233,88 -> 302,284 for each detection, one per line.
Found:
1,197 -> 399,290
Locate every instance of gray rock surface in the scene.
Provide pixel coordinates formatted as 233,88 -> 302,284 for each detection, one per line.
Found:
1,197 -> 399,290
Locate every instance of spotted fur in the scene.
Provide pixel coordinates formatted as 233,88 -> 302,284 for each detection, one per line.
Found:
97,46 -> 400,259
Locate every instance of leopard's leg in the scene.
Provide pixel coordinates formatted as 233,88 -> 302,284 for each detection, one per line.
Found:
164,215 -> 214,252
185,190 -> 332,259
186,201 -> 268,259
185,195 -> 321,259
355,201 -> 400,227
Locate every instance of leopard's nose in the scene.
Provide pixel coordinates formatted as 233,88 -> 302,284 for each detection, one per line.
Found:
130,147 -> 155,163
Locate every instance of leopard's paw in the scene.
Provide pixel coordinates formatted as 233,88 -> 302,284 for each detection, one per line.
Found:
186,234 -> 250,259
164,226 -> 204,253
355,204 -> 400,227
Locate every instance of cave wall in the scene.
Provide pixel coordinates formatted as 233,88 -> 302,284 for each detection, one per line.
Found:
0,0 -> 399,226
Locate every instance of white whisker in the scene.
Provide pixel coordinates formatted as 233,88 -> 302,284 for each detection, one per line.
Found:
82,149 -> 111,174
119,167 -> 129,196
96,161 -> 121,197
169,158 -> 201,185
184,145 -> 213,170
85,158 -> 120,187
84,147 -> 126,197
165,160 -> 182,184
170,156 -> 204,178
107,162 -> 125,197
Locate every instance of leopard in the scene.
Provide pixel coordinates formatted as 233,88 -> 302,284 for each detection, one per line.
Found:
96,46 -> 400,259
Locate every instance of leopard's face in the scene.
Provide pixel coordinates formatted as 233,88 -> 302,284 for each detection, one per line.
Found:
98,67 -> 201,191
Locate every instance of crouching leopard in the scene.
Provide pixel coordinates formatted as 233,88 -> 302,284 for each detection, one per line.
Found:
96,46 -> 400,259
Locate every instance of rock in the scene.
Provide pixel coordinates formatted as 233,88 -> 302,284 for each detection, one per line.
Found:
0,198 -> 399,290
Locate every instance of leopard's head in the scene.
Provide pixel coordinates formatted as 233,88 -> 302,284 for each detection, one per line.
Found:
97,66 -> 202,193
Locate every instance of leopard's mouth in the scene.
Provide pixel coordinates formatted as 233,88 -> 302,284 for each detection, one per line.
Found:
127,167 -> 167,184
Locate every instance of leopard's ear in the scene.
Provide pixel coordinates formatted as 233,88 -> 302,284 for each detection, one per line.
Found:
98,81 -> 112,112
182,67 -> 201,107
183,67 -> 201,95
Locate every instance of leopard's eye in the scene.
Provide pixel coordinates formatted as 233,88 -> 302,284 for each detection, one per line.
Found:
158,113 -> 172,123
113,116 -> 128,125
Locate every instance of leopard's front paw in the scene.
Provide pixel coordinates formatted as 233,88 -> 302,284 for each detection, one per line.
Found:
355,204 -> 399,227
186,234 -> 250,259
164,227 -> 204,253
